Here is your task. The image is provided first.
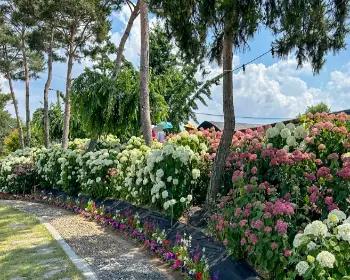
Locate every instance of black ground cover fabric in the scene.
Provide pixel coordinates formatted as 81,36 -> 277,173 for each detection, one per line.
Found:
44,189 -> 260,279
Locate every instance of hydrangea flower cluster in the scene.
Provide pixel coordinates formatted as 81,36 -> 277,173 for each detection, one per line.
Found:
292,210 -> 350,279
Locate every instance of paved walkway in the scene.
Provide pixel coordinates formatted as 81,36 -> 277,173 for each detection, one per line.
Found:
0,200 -> 178,280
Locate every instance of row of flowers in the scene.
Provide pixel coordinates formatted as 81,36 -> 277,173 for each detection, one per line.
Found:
0,132 -> 214,219
2,111 -> 350,278
208,112 -> 350,279
0,192 -> 216,280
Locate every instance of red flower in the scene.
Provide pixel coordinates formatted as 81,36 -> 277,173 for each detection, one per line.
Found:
195,272 -> 203,280
173,260 -> 181,268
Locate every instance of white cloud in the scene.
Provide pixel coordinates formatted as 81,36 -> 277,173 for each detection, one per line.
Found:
194,58 -> 331,125
327,64 -> 350,111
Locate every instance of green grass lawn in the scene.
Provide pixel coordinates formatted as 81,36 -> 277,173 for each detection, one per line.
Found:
0,206 -> 85,280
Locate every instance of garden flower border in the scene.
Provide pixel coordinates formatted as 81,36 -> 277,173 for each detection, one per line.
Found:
0,191 -> 259,280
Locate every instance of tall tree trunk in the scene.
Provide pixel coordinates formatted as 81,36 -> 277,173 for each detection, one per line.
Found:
206,32 -> 235,205
43,31 -> 54,148
112,0 -> 140,80
62,27 -> 75,149
7,74 -> 25,149
21,29 -> 31,147
139,0 -> 152,146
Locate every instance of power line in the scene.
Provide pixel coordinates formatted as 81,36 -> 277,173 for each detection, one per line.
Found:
52,74 -> 66,80
201,0 -> 348,85
195,112 -> 291,120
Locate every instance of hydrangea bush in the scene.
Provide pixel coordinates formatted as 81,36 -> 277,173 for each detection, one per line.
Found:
208,112 -> 350,278
0,147 -> 42,193
36,147 -> 66,189
110,136 -> 150,203
141,142 -> 206,218
77,148 -> 119,198
290,210 -> 350,279
2,112 -> 350,279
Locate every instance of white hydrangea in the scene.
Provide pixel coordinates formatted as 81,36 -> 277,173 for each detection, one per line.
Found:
294,126 -> 308,139
167,176 -> 172,182
329,210 -> 346,222
286,136 -> 297,146
163,201 -> 169,210
162,190 -> 168,199
336,223 -> 350,243
275,122 -> 286,131
304,221 -> 328,237
293,233 -> 309,248
280,128 -> 291,139
286,123 -> 296,131
156,169 -> 164,178
96,177 -> 101,183
316,251 -> 336,268
266,127 -> 280,138
187,194 -> 193,202
180,197 -> 186,203
192,169 -> 200,180
296,261 -> 309,276
283,145 -> 289,152
173,178 -> 179,185
306,241 -> 317,251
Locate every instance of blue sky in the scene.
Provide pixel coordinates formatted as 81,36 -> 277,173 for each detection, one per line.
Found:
2,5 -> 350,127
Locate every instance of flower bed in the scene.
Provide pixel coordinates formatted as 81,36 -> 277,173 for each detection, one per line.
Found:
2,112 -> 350,279
0,192 -> 224,280
208,112 -> 350,279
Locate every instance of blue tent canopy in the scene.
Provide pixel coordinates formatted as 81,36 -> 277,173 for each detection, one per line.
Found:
157,121 -> 173,129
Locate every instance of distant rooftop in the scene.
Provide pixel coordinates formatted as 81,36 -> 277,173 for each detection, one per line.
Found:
197,121 -> 260,132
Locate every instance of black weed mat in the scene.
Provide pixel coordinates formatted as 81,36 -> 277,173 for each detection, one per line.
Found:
47,190 -> 260,280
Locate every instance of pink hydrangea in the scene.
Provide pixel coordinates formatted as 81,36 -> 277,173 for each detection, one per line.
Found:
270,242 -> 278,251
245,184 -> 254,193
324,196 -> 333,205
241,238 -> 246,246
317,166 -> 331,178
234,208 -> 242,217
308,185 -> 319,193
232,170 -> 244,183
337,166 -> 350,179
315,159 -> 323,166
310,192 -> 319,203
251,166 -> 258,174
239,219 -> 248,227
311,128 -> 319,136
264,226 -> 272,232
223,238 -> 228,246
249,234 -> 258,245
248,154 -> 257,162
252,220 -> 264,230
284,250 -> 292,257
328,203 -> 339,211
305,173 -> 316,181
272,199 -> 295,215
274,219 -> 288,236
243,207 -> 251,217
328,153 -> 339,160
307,112 -> 314,119
264,212 -> 272,219
284,193 -> 291,201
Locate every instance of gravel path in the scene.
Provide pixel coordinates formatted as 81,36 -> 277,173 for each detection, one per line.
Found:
0,200 -> 179,280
